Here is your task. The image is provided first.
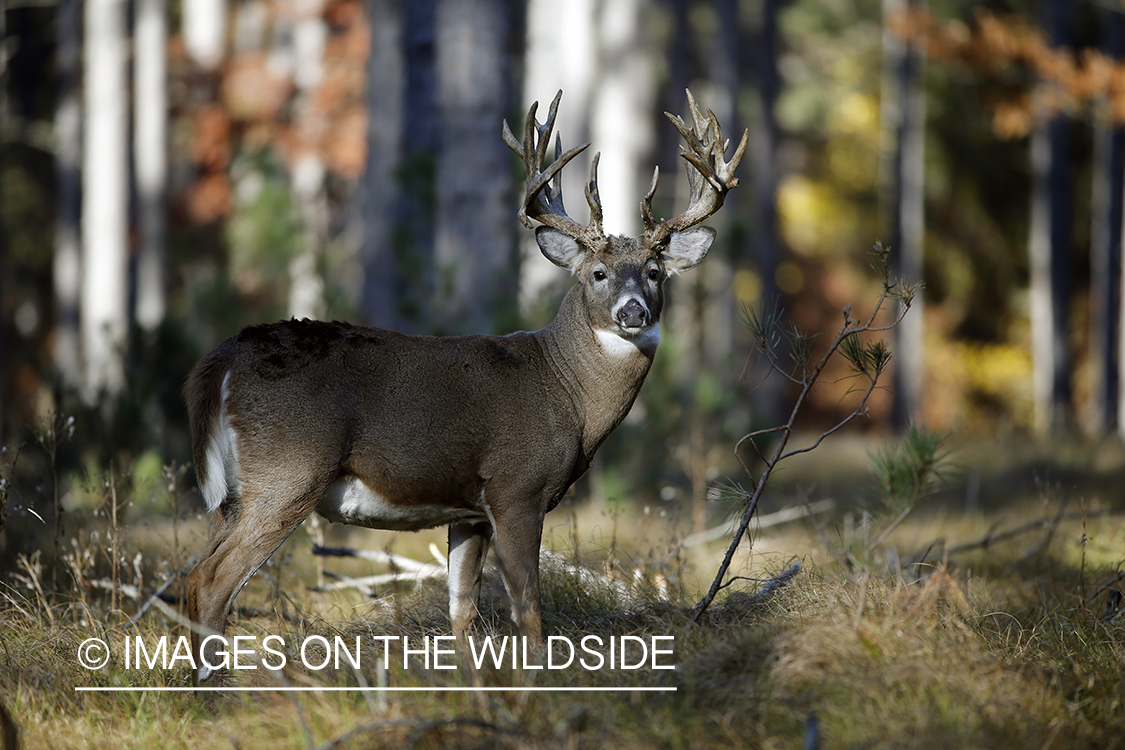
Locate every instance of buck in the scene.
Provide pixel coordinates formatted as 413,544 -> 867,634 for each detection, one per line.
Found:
184,90 -> 746,682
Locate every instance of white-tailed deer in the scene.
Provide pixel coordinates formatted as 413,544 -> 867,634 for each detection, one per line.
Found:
184,90 -> 745,681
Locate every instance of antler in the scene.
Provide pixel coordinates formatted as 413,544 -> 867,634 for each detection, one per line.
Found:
642,89 -> 749,245
502,91 -> 607,249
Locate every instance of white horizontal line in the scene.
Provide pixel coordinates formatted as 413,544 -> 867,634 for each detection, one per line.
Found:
75,686 -> 676,693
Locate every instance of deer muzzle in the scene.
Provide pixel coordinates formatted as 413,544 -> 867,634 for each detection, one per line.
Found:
615,298 -> 650,330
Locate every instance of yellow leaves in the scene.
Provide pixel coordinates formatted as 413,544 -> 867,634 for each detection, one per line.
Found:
778,175 -> 860,257
924,337 -> 1034,431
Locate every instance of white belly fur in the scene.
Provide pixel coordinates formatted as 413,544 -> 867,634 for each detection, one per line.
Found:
316,476 -> 487,531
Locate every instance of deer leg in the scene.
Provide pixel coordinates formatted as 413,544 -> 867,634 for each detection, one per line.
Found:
486,506 -> 545,648
186,492 -> 321,684
447,522 -> 492,640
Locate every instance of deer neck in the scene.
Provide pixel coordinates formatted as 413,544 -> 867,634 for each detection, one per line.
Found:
534,284 -> 657,460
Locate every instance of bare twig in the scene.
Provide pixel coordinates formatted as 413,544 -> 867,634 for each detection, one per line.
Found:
691,243 -> 913,624
1084,569 -> 1125,604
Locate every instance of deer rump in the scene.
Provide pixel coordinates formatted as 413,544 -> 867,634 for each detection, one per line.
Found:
187,318 -> 584,534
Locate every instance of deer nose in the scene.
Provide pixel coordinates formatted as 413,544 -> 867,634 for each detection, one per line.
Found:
616,299 -> 649,329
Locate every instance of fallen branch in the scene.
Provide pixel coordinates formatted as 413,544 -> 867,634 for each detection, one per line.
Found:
312,545 -> 439,574
682,499 -> 836,547
721,560 -> 803,608
130,554 -> 199,624
907,508 -> 1125,567
308,569 -> 444,594
540,549 -> 640,604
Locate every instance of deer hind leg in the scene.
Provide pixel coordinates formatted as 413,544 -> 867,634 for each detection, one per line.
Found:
447,522 -> 492,640
186,483 -> 327,684
486,504 -> 545,648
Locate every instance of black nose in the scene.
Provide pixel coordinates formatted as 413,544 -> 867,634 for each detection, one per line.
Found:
617,299 -> 649,328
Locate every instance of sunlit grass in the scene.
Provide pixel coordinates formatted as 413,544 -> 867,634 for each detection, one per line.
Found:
2,438 -> 1124,749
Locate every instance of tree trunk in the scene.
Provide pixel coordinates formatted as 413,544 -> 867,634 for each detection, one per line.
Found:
0,0 -> 7,439
287,7 -> 328,321
183,0 -> 226,70
746,0 -> 787,428
54,0 -> 82,390
519,0 -> 598,320
433,0 -> 516,334
591,0 -> 655,237
359,0 -> 404,329
881,0 -> 926,429
81,0 -> 129,403
134,0 -> 168,331
1091,9 -> 1124,435
392,0 -> 439,333
1029,0 -> 1073,433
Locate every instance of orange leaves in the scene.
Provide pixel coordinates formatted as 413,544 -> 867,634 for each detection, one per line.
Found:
179,0 -> 369,223
221,54 -> 294,121
893,7 -> 1125,139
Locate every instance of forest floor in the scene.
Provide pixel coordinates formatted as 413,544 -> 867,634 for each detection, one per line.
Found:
2,433 -> 1124,749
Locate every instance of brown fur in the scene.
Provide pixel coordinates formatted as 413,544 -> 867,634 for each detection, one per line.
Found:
183,230 -> 716,685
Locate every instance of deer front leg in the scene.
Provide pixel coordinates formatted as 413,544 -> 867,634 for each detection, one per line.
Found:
486,504 -> 545,649
447,521 -> 492,640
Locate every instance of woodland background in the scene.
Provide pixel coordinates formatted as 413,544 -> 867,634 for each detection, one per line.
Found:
2,0 -> 1125,543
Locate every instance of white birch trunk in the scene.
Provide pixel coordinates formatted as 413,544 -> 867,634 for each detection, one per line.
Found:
134,0 -> 168,330
286,1 -> 328,322
590,0 -> 655,238
183,0 -> 227,70
519,0 -> 598,316
81,0 -> 129,402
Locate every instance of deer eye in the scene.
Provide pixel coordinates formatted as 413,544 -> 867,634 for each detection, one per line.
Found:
593,270 -> 607,282
647,268 -> 661,281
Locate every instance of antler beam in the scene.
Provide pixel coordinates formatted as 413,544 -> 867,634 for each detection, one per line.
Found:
642,89 -> 749,245
502,91 -> 606,249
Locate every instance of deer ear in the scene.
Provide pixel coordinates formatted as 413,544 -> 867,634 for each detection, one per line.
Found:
662,227 -> 715,275
536,227 -> 586,272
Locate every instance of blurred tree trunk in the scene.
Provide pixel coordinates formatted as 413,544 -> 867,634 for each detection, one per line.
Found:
681,0 -> 741,535
591,0 -> 655,237
881,0 -> 926,429
0,0 -> 6,438
287,7 -> 328,321
1091,9 -> 1124,435
134,0 -> 168,331
748,0 -> 786,430
359,0 -> 404,329
1029,0 -> 1073,434
183,0 -> 226,71
80,0 -> 129,403
433,0 -> 516,334
519,0 -> 597,321
391,0 -> 438,333
53,0 -> 82,390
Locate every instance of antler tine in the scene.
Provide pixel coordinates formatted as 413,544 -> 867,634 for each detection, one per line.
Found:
641,166 -> 660,233
503,91 -> 606,245
585,152 -> 604,234
643,89 -> 748,245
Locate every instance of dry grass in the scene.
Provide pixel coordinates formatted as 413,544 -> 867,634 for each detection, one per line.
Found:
2,439 -> 1124,750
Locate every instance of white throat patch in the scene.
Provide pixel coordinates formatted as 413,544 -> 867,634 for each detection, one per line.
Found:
595,323 -> 660,357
